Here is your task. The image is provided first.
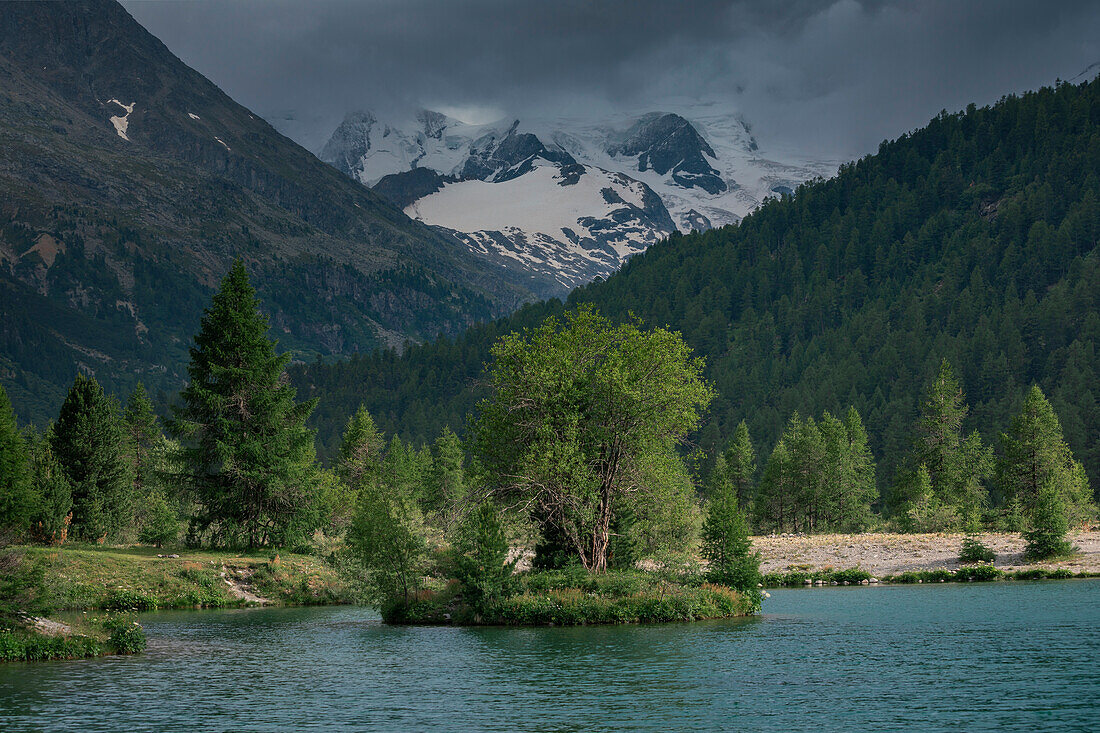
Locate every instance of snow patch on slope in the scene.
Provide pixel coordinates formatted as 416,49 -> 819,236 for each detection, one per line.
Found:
107,99 -> 135,140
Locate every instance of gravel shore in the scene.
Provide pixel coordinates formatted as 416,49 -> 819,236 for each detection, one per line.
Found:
753,531 -> 1100,576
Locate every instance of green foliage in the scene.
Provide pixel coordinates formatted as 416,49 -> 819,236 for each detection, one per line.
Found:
136,490 -> 179,548
701,482 -> 761,593
50,374 -> 131,542
345,473 -> 428,613
337,405 -> 384,493
25,434 -> 73,544
0,630 -> 104,662
427,427 -> 465,520
102,588 -> 159,612
0,384 -> 32,538
901,464 -> 960,532
471,306 -> 713,571
754,408 -> 877,533
724,421 -> 756,509
122,383 -> 161,498
453,502 -> 518,611
490,584 -> 754,626
998,386 -> 1095,529
103,615 -> 147,654
958,536 -> 996,563
170,260 -> 321,548
1024,485 -> 1073,560
895,360 -> 992,528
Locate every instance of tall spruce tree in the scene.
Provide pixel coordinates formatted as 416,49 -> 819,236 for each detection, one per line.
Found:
26,432 -> 73,545
998,385 -> 1094,527
50,374 -> 131,542
123,382 -> 161,498
338,405 -> 385,493
723,421 -> 756,510
428,426 -> 465,520
702,479 -> 761,597
896,359 -> 992,528
0,384 -> 32,538
171,260 -> 320,548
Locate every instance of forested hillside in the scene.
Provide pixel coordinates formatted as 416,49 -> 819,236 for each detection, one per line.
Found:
293,77 -> 1100,495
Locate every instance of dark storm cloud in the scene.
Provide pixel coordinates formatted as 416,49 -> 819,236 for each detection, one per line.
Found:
121,0 -> 1100,156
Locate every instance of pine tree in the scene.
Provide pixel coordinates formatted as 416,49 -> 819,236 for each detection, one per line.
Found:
999,385 -> 1094,527
428,426 -> 465,520
338,405 -> 385,492
51,374 -> 131,542
0,384 -> 32,539
723,421 -> 756,509
453,502 -> 517,612
123,383 -> 161,498
170,260 -> 319,548
702,480 -> 761,597
897,359 -> 992,526
26,432 -> 73,545
833,407 -> 878,531
1024,484 -> 1072,560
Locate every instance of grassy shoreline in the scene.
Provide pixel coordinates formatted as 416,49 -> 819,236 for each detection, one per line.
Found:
2,544 -> 351,663
14,544 -> 350,612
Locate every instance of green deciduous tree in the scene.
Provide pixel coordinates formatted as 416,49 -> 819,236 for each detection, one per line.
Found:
51,374 -> 131,542
170,260 -> 320,548
137,490 -> 179,548
472,307 -> 713,571
998,385 -> 1095,527
346,473 -> 427,617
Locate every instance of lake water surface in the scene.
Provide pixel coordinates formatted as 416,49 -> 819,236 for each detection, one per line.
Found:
2,581 -> 1099,731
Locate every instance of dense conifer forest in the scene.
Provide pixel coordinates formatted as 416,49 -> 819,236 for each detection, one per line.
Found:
292,78 -> 1100,499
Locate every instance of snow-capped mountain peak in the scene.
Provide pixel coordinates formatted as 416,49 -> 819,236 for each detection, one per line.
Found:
319,106 -> 838,297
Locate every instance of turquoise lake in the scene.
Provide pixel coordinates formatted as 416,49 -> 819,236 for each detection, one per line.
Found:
2,581 -> 1099,731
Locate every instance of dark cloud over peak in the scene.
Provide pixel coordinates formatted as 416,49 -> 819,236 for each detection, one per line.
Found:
122,0 -> 1100,157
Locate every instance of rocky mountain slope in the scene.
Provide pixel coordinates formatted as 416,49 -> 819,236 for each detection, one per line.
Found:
0,0 -> 532,423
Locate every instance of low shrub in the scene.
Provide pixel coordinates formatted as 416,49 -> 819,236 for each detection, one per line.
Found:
958,564 -> 1003,582
102,588 -> 158,612
0,630 -> 105,662
103,615 -> 147,654
958,537 -> 996,564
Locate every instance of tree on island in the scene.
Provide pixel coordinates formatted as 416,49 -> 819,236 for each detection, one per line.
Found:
170,260 -> 320,548
471,306 -> 713,572
50,374 -> 131,542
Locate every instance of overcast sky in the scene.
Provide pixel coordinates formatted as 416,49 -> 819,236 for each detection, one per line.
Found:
122,0 -> 1100,158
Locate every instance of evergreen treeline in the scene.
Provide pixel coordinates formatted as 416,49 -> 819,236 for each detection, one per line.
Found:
291,77 -> 1100,500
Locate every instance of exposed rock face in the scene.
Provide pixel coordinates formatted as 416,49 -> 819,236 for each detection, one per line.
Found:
610,113 -> 727,195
